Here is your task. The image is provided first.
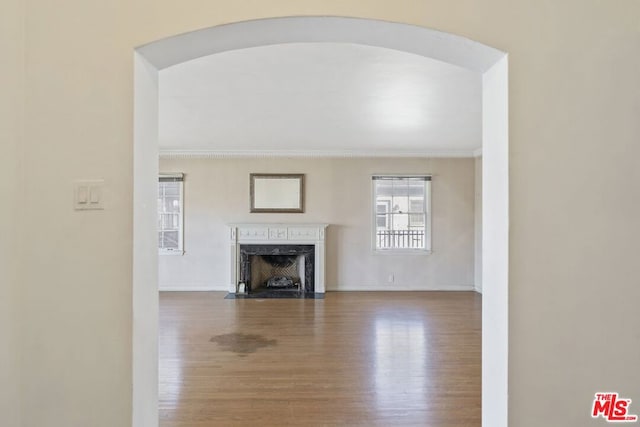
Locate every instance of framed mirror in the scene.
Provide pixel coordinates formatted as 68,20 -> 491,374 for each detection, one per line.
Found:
250,173 -> 305,213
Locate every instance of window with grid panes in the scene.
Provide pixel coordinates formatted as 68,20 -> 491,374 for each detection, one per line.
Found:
158,174 -> 184,254
372,175 -> 431,252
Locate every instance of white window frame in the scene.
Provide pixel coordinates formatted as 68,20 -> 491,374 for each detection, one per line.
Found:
158,173 -> 184,255
371,174 -> 432,254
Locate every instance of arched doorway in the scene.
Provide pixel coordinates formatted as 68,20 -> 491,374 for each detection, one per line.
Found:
134,16 -> 508,426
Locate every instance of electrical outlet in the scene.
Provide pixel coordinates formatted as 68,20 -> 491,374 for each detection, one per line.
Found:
388,274 -> 394,283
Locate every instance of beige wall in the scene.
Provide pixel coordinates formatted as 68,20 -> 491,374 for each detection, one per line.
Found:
8,1 -> 640,426
0,0 -> 23,425
159,157 -> 475,291
20,0 -> 133,425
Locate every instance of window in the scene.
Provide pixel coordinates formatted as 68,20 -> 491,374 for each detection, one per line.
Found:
158,173 -> 184,254
372,175 -> 431,252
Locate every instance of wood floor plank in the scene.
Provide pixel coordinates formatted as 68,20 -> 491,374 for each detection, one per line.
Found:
160,291 -> 481,426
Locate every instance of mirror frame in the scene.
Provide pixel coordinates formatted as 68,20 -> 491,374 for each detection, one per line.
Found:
250,173 -> 305,213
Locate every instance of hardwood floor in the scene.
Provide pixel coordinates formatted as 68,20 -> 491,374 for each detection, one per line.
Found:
159,291 -> 481,427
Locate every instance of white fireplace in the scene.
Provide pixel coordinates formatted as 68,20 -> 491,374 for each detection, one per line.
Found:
229,223 -> 328,294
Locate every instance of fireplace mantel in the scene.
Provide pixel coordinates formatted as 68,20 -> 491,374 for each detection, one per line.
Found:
229,223 -> 328,293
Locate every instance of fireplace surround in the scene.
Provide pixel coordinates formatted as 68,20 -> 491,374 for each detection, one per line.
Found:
229,224 -> 328,294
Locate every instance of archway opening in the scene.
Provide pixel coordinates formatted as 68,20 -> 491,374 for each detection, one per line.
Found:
134,16 -> 508,427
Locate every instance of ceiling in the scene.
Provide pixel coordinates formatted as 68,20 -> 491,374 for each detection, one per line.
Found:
159,42 -> 482,157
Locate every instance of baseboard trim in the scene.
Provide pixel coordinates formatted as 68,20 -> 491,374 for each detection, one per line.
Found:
160,286 -> 478,292
326,285 -> 475,292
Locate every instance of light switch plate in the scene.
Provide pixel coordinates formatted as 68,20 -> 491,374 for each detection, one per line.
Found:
74,180 -> 105,210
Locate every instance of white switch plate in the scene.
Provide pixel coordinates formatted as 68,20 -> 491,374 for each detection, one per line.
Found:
74,180 -> 105,210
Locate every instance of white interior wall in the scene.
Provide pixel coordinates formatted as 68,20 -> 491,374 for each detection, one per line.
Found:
474,156 -> 482,293
0,0 -> 23,424
482,56 -> 509,427
159,157 -> 476,291
133,53 -> 159,427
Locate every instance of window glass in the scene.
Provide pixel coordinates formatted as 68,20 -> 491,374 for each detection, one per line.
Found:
373,176 -> 430,251
158,176 -> 183,253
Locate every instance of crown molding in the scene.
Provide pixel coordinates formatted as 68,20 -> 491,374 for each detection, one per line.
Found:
159,149 -> 479,159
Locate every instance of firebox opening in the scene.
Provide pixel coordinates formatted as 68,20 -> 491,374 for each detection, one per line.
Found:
239,244 -> 315,294
250,254 -> 304,292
